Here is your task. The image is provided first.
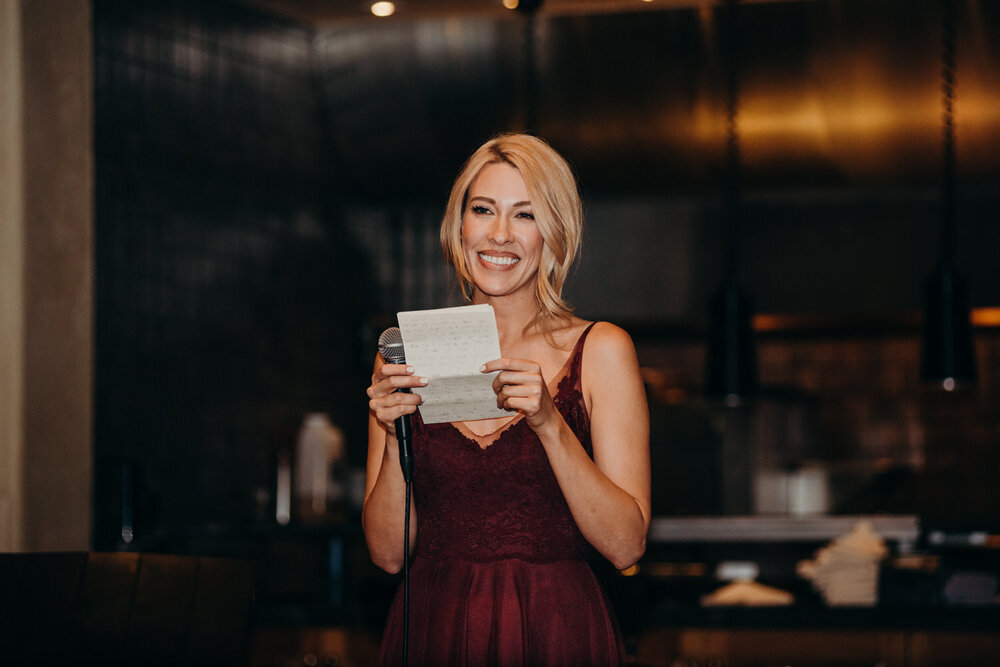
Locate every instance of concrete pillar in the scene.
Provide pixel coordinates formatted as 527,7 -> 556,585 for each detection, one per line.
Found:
0,0 -> 93,552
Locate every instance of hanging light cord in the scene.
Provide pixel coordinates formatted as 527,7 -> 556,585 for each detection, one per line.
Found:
723,0 -> 741,282
520,0 -> 541,133
920,0 -> 976,388
940,0 -> 957,263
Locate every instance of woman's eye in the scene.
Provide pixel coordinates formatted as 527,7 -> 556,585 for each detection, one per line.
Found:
516,211 -> 535,220
471,205 -> 492,215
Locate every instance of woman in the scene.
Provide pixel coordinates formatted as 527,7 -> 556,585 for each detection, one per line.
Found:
365,133 -> 650,666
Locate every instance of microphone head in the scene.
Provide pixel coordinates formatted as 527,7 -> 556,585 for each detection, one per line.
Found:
378,327 -> 406,364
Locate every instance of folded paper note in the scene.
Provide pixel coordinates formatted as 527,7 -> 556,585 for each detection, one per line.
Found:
397,304 -> 508,424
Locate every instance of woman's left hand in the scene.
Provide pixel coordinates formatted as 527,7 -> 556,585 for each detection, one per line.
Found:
481,359 -> 559,430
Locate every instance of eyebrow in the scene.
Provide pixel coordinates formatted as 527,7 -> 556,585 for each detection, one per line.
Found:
468,196 -> 532,208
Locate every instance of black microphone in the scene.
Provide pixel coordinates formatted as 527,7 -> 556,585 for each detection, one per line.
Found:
378,327 -> 414,482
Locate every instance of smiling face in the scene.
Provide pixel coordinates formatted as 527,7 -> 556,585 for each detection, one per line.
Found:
461,161 -> 544,304
441,134 -> 583,331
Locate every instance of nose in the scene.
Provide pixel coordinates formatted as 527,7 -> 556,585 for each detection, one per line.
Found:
488,212 -> 512,245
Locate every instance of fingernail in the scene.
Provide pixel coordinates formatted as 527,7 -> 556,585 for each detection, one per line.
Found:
479,364 -> 486,372
406,366 -> 414,373
418,377 -> 428,385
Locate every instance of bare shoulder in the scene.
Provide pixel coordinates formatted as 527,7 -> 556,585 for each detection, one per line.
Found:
580,321 -> 642,399
583,321 -> 638,365
580,322 -> 645,418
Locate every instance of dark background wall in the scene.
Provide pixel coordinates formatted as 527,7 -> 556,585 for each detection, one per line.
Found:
92,0 -> 376,550
91,0 -> 1000,556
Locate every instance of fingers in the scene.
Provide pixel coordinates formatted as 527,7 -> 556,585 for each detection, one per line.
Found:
480,358 -> 538,375
487,361 -> 542,392
368,389 -> 423,432
495,382 -> 543,409
373,363 -> 417,383
367,362 -> 428,431
369,364 -> 428,397
491,370 -> 542,396
367,374 -> 427,399
484,362 -> 547,414
371,393 -> 423,419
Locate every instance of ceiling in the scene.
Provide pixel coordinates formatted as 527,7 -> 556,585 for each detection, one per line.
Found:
221,0 -> 1000,204
241,0 -> 806,25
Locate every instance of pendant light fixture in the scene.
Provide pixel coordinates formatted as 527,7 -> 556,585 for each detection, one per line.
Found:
516,0 -> 543,133
706,0 -> 757,405
920,0 -> 976,390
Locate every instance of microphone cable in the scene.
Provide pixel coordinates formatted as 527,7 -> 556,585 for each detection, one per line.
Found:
378,327 -> 413,666
402,473 -> 411,666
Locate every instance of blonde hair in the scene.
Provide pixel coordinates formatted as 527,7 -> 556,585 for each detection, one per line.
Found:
440,133 -> 583,335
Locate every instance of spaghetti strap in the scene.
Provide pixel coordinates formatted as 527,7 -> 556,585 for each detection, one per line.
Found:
553,321 -> 598,422
566,321 -> 598,387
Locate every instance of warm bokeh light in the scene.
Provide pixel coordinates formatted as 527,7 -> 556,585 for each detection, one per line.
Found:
370,2 -> 395,17
753,308 -> 1000,334
971,307 -> 1000,327
502,0 -> 519,9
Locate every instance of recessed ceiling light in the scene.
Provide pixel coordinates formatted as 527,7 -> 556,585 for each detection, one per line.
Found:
371,2 -> 395,17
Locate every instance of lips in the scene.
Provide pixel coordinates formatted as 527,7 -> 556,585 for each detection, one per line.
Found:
477,251 -> 520,267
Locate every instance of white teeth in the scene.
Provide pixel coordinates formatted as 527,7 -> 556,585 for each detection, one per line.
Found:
479,253 -> 519,266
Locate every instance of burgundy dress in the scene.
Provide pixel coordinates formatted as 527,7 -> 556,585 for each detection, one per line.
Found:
378,323 -> 627,666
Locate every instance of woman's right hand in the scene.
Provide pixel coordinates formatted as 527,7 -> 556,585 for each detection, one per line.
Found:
366,356 -> 427,434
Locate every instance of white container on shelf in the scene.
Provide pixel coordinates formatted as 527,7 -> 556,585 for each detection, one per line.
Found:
754,465 -> 831,516
294,413 -> 345,521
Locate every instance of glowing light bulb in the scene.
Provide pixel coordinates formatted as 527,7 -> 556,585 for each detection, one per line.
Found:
371,2 -> 395,17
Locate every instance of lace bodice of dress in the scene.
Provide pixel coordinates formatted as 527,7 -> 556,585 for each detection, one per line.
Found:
411,323 -> 596,563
